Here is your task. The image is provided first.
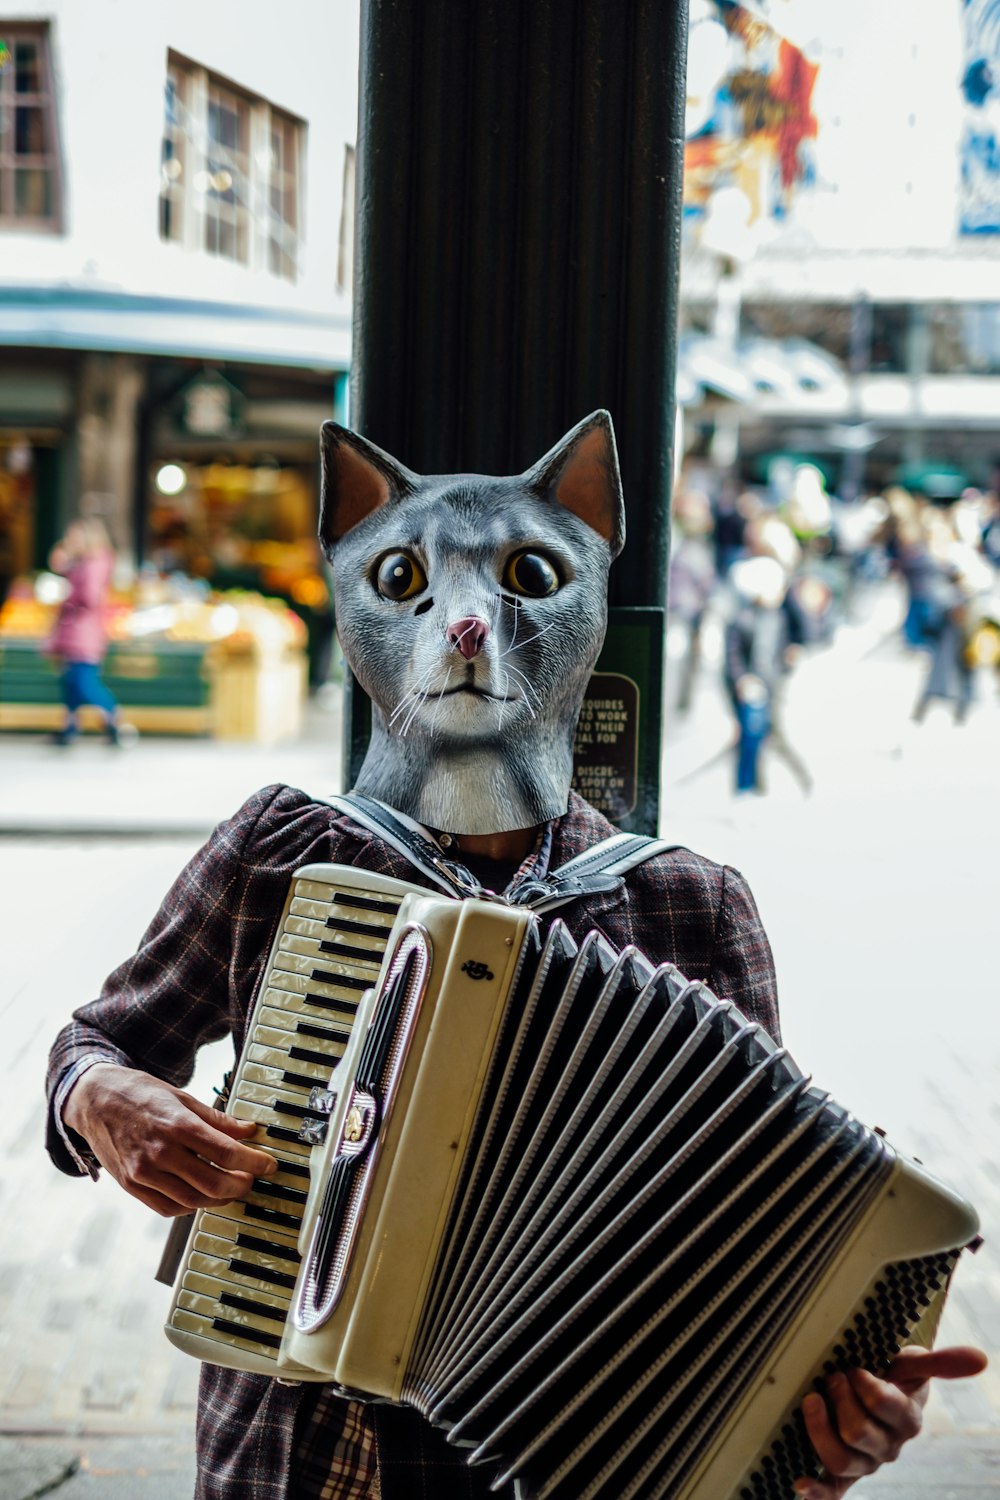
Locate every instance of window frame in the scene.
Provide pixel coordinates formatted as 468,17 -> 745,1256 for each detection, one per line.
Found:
160,51 -> 304,283
0,21 -> 64,232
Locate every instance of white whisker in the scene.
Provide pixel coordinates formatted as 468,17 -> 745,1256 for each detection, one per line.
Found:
388,663 -> 438,732
506,616 -> 560,651
500,659 -> 544,714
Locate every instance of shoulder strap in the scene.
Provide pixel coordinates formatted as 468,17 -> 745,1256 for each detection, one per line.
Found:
551,832 -> 682,881
324,792 -> 481,900
507,832 -> 683,914
325,792 -> 681,914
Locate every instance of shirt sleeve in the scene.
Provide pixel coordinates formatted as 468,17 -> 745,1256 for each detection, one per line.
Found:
45,785 -> 283,1177
706,864 -> 781,1043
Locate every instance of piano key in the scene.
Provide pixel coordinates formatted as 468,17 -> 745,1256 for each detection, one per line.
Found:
171,1305 -> 283,1354
189,1246 -> 299,1295
324,914 -> 398,939
326,888 -> 402,916
279,934 -> 383,976
255,1006 -> 352,1048
182,1270 -> 291,1322
192,1230 -> 298,1278
272,950 -> 374,995
199,1214 -> 301,1262
249,1027 -> 342,1072
213,1196 -> 302,1235
177,1287 -> 288,1340
283,911 -> 393,959
241,1059 -> 329,1095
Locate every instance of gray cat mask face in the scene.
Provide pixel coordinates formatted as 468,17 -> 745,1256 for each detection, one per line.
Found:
320,411 -> 625,835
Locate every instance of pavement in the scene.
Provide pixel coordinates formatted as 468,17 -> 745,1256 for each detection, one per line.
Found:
1,589 -> 999,1498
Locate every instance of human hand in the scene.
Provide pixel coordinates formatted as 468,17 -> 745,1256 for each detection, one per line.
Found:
64,1062 -> 277,1217
794,1345 -> 989,1498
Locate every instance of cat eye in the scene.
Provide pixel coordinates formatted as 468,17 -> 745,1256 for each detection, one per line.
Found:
503,550 -> 561,598
375,551 -> 427,601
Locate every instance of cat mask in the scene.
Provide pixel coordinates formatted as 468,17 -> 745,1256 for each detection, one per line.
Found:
319,411 -> 625,836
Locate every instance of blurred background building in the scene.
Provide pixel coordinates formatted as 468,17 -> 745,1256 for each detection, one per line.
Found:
678,0 -> 1000,503
0,0 -> 359,625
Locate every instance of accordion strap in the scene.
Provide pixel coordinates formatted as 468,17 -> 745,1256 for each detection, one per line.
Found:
324,792 -> 487,900
324,792 -> 679,913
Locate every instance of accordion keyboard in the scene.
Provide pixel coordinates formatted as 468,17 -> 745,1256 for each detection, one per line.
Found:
165,864 -> 426,1375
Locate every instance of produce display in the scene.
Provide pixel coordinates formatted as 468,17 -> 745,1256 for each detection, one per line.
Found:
0,573 -> 308,741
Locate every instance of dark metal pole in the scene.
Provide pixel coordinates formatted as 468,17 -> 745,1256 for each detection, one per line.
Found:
348,0 -> 689,834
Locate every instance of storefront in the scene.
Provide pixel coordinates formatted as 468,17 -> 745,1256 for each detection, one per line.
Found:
0,292 -> 350,737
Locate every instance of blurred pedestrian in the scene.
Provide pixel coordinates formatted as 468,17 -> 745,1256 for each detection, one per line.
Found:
723,555 -> 812,796
913,544 -> 993,725
668,486 -> 716,713
45,517 -> 134,746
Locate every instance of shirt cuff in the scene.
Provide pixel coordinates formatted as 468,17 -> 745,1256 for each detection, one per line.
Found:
53,1056 -> 115,1179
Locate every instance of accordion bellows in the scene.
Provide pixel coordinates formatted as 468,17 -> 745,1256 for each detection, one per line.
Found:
165,865 -> 979,1500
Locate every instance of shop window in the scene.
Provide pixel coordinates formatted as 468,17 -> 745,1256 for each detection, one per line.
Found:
869,304 -> 911,374
739,302 -> 854,366
928,303 -> 1000,375
158,53 -> 303,281
0,25 -> 62,230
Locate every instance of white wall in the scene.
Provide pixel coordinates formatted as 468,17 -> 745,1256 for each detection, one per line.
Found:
787,0 -> 964,255
1,0 -> 360,314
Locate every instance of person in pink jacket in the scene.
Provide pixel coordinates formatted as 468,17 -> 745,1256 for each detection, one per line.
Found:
47,517 -> 132,746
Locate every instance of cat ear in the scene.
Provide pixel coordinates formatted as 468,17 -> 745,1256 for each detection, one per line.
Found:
524,410 -> 625,559
318,423 -> 417,551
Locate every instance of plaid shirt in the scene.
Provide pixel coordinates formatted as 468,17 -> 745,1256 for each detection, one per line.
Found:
46,785 -> 779,1500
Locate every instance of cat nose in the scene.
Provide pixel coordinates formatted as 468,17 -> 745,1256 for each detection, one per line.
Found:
447,615 -> 490,661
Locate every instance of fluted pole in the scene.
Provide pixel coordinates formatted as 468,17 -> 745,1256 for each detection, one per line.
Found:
348,0 -> 689,834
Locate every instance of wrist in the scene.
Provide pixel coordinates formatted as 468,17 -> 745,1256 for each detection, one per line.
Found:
62,1060 -> 124,1134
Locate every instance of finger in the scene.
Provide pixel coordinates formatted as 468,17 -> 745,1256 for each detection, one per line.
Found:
178,1092 -> 261,1136
116,1175 -> 201,1218
801,1390 -> 879,1479
845,1367 -> 922,1438
150,1152 -> 258,1206
887,1345 -> 989,1391
126,1145 -> 256,1208
793,1480 -> 850,1500
171,1113 -> 277,1176
820,1371 -> 908,1463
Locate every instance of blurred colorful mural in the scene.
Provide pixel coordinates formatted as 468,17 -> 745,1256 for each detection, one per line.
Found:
684,0 -> 819,250
960,0 -> 1000,234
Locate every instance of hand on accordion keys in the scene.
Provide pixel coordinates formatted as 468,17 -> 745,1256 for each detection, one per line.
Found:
794,1344 -> 989,1498
64,1062 -> 278,1216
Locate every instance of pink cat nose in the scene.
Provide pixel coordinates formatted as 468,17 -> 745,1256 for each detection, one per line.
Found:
447,616 -> 490,661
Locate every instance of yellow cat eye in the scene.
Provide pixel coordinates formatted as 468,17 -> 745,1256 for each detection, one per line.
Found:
375,551 -> 427,600
503,550 -> 561,597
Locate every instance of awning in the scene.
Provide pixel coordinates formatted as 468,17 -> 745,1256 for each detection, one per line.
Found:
893,461 -> 969,500
678,333 -> 847,406
0,285 -> 351,371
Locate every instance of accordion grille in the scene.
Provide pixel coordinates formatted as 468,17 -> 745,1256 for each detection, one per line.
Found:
739,1251 -> 961,1499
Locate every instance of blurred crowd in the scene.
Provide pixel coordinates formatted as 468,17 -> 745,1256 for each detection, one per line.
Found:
668,461 -> 1000,794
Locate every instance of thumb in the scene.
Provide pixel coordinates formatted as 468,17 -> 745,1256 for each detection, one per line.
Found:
887,1345 -> 988,1391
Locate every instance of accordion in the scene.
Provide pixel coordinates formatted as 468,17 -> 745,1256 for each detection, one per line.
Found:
165,863 -> 979,1500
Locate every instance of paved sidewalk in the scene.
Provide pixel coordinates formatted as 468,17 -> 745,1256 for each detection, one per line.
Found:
0,688 -> 345,839
0,1433 -> 194,1500
3,1432 -> 1000,1499
2,614 -> 999,1498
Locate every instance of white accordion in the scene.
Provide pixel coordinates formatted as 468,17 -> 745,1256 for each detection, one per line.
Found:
164,863 -> 980,1500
